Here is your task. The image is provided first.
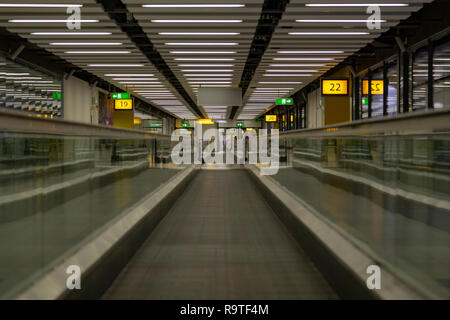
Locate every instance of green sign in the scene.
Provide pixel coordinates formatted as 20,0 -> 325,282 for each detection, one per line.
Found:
145,123 -> 163,128
112,92 -> 130,100
236,122 -> 244,127
181,122 -> 190,128
362,97 -> 369,105
52,92 -> 62,100
276,98 -> 293,105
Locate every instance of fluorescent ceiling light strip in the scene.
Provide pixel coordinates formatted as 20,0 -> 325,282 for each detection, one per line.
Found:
263,74 -> 312,77
187,78 -> 232,80
184,74 -> 232,76
296,20 -> 385,23
289,32 -> 369,35
190,84 -> 231,87
175,58 -> 235,61
89,64 -> 144,67
273,58 -> 333,61
0,4 -> 83,7
125,85 -> 163,87
65,51 -> 130,54
5,77 -> 42,80
10,20 -> 98,23
106,74 -> 154,76
181,70 -> 233,72
179,64 -> 234,67
134,90 -> 170,93
266,70 -> 317,72
113,78 -> 158,80
166,43 -> 238,46
253,88 -> 293,90
151,20 -> 242,23
170,51 -> 236,54
119,81 -> 160,84
259,82 -> 301,84
32,32 -> 111,35
277,50 -> 344,54
189,81 -> 232,84
159,32 -> 240,36
269,64 -> 326,67
51,42 -> 122,46
306,4 -> 408,7
144,4 -> 244,8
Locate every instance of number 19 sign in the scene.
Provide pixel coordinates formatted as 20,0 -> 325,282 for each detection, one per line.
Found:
321,79 -> 349,96
114,99 -> 133,110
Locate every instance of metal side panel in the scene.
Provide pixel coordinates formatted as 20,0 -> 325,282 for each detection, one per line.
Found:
13,166 -> 197,300
246,165 -> 428,300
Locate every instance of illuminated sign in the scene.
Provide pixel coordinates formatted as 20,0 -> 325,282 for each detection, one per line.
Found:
181,122 -> 190,128
321,79 -> 349,96
362,80 -> 384,95
145,123 -> 163,128
112,92 -> 130,100
197,119 -> 214,124
276,98 -> 293,105
265,115 -> 277,122
52,92 -> 62,100
114,99 -> 133,110
236,122 -> 244,127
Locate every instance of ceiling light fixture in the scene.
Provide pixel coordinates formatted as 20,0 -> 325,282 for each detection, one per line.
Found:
151,19 -> 242,23
32,32 -> 111,35
88,64 -> 144,67
144,4 -> 245,8
65,51 -> 130,54
289,32 -> 369,35
10,19 -> 98,23
159,32 -> 240,36
170,51 -> 237,54
51,42 -> 122,46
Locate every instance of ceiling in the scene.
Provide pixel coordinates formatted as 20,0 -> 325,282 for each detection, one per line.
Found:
0,0 -> 434,120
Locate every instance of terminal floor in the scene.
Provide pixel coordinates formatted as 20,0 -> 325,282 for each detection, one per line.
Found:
272,167 -> 450,297
103,170 -> 337,300
0,167 -> 180,297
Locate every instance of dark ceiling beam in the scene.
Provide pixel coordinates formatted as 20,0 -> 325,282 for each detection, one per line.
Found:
230,0 -> 290,119
96,0 -> 205,119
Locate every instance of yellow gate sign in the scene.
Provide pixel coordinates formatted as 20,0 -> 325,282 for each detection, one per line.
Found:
115,99 -> 133,110
362,80 -> 384,95
265,115 -> 277,122
321,79 -> 349,96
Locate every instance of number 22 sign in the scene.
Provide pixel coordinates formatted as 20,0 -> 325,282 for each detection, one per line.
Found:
321,79 -> 349,96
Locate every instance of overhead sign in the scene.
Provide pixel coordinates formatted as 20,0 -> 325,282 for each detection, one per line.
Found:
112,92 -> 130,100
114,99 -> 133,110
321,79 -> 349,96
276,98 -> 293,105
236,122 -> 244,127
265,115 -> 277,122
181,122 -> 190,128
362,80 -> 384,95
145,123 -> 163,128
197,119 -> 214,125
198,87 -> 242,106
